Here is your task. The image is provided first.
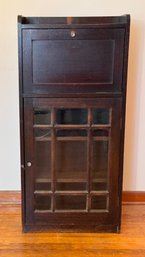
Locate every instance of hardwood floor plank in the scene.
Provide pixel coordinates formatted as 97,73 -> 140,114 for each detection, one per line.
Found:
0,204 -> 145,256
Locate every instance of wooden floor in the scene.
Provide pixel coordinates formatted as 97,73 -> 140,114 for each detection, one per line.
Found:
0,204 -> 145,257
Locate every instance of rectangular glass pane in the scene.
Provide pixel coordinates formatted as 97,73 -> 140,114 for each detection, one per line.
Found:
92,109 -> 109,124
92,182 -> 107,191
35,195 -> 51,211
91,195 -> 108,210
92,129 -> 109,137
34,109 -> 51,125
55,195 -> 86,210
92,141 -> 108,190
56,109 -> 88,125
35,141 -> 51,182
56,182 -> 87,191
56,141 -> 87,182
56,129 -> 87,137
35,182 -> 51,191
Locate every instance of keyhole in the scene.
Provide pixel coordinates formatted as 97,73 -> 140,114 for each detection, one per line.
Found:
70,30 -> 76,38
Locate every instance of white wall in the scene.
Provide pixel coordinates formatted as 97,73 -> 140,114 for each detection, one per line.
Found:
0,0 -> 145,190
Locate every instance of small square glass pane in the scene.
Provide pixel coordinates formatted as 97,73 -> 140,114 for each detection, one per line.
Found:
56,109 -> 88,125
92,109 -> 109,124
34,128 -> 51,140
91,195 -> 108,210
56,195 -> 86,210
35,195 -> 51,211
34,109 -> 51,125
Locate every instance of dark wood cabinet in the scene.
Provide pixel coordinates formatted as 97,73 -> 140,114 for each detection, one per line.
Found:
18,15 -> 130,232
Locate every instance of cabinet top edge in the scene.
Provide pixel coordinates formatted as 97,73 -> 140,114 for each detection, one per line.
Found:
18,15 -> 130,26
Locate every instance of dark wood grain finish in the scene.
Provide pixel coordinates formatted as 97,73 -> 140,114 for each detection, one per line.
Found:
19,15 -> 129,25
18,15 -> 130,232
22,28 -> 124,95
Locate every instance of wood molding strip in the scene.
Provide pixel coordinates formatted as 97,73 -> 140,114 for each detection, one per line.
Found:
0,191 -> 21,205
0,191 -> 145,205
122,191 -> 145,203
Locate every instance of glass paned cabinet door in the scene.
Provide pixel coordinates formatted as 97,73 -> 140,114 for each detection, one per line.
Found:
24,98 -> 121,217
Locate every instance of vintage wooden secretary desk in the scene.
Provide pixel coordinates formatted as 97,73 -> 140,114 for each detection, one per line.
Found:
18,15 -> 130,232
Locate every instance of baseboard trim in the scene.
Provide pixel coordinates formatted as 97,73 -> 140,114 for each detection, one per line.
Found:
122,191 -> 145,203
0,191 -> 145,205
0,191 -> 21,205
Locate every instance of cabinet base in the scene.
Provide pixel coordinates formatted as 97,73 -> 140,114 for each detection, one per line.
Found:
23,224 -> 120,233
